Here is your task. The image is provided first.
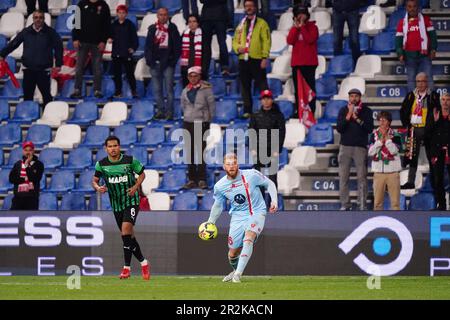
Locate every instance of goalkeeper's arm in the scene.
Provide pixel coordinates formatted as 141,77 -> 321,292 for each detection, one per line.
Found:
207,200 -> 223,224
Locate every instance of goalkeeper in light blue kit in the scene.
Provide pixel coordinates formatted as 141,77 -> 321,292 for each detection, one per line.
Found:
207,153 -> 278,283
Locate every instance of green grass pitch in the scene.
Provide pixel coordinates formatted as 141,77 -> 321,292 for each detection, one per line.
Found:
1,276 -> 450,300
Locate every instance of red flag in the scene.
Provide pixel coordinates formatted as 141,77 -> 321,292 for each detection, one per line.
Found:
295,69 -> 316,129
0,60 -> 20,88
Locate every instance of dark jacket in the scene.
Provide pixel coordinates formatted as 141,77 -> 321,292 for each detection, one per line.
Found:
145,22 -> 181,70
249,104 -> 286,153
336,104 -> 374,148
200,0 -> 228,21
326,0 -> 365,13
400,90 -> 440,129
9,156 -> 44,197
426,113 -> 450,157
72,0 -> 111,45
111,18 -> 139,58
0,24 -> 63,71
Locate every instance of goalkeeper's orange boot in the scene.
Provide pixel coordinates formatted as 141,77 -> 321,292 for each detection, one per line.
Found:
119,267 -> 131,279
141,262 -> 150,281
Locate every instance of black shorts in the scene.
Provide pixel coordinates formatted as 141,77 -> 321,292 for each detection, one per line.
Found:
113,205 -> 139,230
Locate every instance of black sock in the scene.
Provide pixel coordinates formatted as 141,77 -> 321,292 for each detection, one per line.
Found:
122,235 -> 133,267
132,237 -> 145,263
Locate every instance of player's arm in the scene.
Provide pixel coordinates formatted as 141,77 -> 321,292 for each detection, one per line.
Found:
92,162 -> 107,193
207,185 -> 225,224
127,171 -> 145,196
253,169 -> 278,213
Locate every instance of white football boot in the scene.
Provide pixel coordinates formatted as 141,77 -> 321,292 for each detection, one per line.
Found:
222,271 -> 235,282
232,272 -> 242,283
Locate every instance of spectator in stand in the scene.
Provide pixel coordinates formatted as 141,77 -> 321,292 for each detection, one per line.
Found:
426,93 -> 450,210
286,5 -> 319,116
182,0 -> 199,22
109,5 -> 139,99
180,14 -> 205,87
0,10 -> 63,109
181,66 -> 215,190
396,0 -> 438,93
26,0 -> 48,16
200,0 -> 230,77
71,0 -> 111,99
145,7 -> 181,120
336,88 -> 374,211
399,72 -> 439,189
8,142 -> 44,210
249,89 -> 286,187
327,0 -> 362,65
232,0 -> 271,119
368,111 -> 403,211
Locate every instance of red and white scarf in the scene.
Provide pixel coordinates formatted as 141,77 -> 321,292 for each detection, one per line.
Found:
411,89 -> 429,124
373,128 -> 395,164
17,160 -> 35,193
238,15 -> 256,61
403,13 -> 428,55
180,28 -> 202,67
187,81 -> 202,91
154,21 -> 169,48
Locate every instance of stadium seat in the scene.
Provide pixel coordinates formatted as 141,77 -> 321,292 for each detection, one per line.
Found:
0,79 -> 23,99
0,170 -> 12,192
48,0 -> 69,15
369,31 -> 396,54
4,147 -> 22,168
173,191 -> 198,210
270,0 -> 290,12
134,58 -> 151,81
387,8 -> 406,31
125,100 -> 154,125
199,191 -> 215,211
0,35 -> 7,51
277,165 -> 300,195
267,53 -> 291,81
96,102 -> 128,126
94,149 -> 107,163
25,12 -> 51,27
283,122 -> 306,150
279,147 -> 288,169
60,193 -> 86,211
315,55 -> 326,80
0,99 -> 9,121
33,79 -> 58,104
88,192 -> 112,211
317,33 -> 334,55
39,193 -> 58,210
136,124 -> 166,147
36,101 -> 69,127
333,76 -> 366,100
205,123 -> 222,151
105,0 -> 126,16
148,146 -> 174,170
310,10 -> 331,35
344,33 -> 370,54
267,78 -> 283,98
400,169 -> 423,196
10,101 -> 39,124
154,0 -> 182,14
213,100 -> 238,123
25,124 -> 52,147
156,169 -> 187,192
303,123 -> 334,147
48,170 -> 75,193
270,30 -> 288,58
320,99 -> 347,123
58,79 -> 86,101
113,124 -> 138,147
146,192 -> 170,210
39,148 -> 64,170
419,174 -> 434,192
138,13 -> 157,37
0,149 -> 3,166
209,77 -> 226,99
350,55 -> 382,79
316,76 -> 338,100
0,0 -> 15,13
409,192 -> 435,211
0,12 -> 24,38
66,101 -> 99,126
0,123 -> 21,147
8,0 -> 27,14
277,100 -> 294,120
127,146 -> 148,166
141,169 -> 160,195
289,146 -> 317,170
211,34 -> 233,61
327,55 -> 354,77
277,10 -> 293,31
65,147 -> 93,171
48,124 -> 82,149
74,170 -> 95,193
81,125 -> 110,148
128,0 -> 154,14
383,193 -> 407,210
85,78 -> 115,101
359,5 -> 386,35
1,194 -> 13,210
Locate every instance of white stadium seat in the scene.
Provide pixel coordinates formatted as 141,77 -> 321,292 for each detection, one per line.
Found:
351,55 -> 382,79
0,12 -> 25,38
267,53 -> 292,82
105,0 -> 126,16
9,34 -> 23,60
277,165 -> 301,195
333,76 -> 366,100
277,10 -> 293,32
141,170 -> 160,196
172,12 -> 187,35
278,78 -> 295,103
315,100 -> 323,120
289,146 -> 317,170
138,13 -> 157,37
25,12 -> 51,27
33,79 -> 58,104
147,192 -> 171,210
310,10 -> 331,35
211,34 -> 232,60
95,102 -> 128,126
205,123 -> 222,151
283,122 -> 306,150
36,101 -> 69,127
48,0 -> 69,15
359,5 -> 386,35
270,30 -> 288,59
8,0 -> 27,15
233,0 -> 244,13
400,169 -> 423,197
134,57 -> 151,81
48,124 -> 82,149
315,55 -> 326,79
103,40 -> 113,61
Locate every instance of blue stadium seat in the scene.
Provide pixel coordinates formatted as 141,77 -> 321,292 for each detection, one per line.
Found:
173,99 -> 183,121
125,14 -> 138,28
0,123 -> 21,147
156,169 -> 187,192
0,35 -> 6,49
55,13 -> 72,36
172,191 -> 199,210
4,147 -> 22,169
136,124 -> 166,147
129,0 -> 154,13
279,148 -> 288,168
303,123 -> 334,147
317,33 -> 334,55
277,100 -> 294,120
75,170 -> 95,192
223,122 -> 248,147
88,193 -> 111,211
1,194 -> 13,210
58,79 -> 86,100
270,0 -> 291,12
39,193 -> 58,210
25,125 -> 52,147
0,149 -> 3,166
327,55 -> 354,77
3,57 -> 15,79
95,149 -> 107,163
10,101 -> 39,124
127,146 -> 148,166
0,79 -> 23,99
85,78 -> 114,101
166,122 -> 183,145
387,8 -> 406,31
174,80 -> 184,98
154,0 -> 181,14
408,192 -> 435,210
39,148 -> 64,170
48,171 -> 76,192
0,170 -> 12,192
0,99 -> 9,122
214,100 -> 238,123
419,174 -> 434,192
199,191 -> 215,211
126,100 -> 154,125
65,147 -> 93,171
148,146 -> 174,170
60,193 -> 86,211
66,101 -> 98,125
209,77 -> 226,98
320,100 -> 347,123
315,76 -> 338,100
114,124 -> 138,147
383,194 -> 407,210
80,125 -> 110,148
267,78 -> 283,97
369,31 -> 396,54
0,0 -> 15,12
344,33 -> 370,53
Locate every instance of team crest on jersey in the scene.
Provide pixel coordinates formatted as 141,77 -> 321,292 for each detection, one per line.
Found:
108,176 -> 128,183
234,194 -> 246,204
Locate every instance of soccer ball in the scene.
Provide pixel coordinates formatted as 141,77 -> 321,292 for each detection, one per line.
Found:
198,222 -> 218,241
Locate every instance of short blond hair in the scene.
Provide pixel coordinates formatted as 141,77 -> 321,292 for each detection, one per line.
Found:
223,153 -> 237,163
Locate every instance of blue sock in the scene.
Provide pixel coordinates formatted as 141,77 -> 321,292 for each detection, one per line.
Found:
235,239 -> 254,274
229,256 -> 239,270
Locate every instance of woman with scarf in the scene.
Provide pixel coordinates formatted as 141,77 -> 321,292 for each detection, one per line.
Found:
368,111 -> 403,211
180,14 -> 205,87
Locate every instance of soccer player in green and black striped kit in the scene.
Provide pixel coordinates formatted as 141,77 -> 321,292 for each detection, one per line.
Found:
92,136 -> 150,280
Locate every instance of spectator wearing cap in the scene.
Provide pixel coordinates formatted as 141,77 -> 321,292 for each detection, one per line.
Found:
249,89 -> 286,187
0,10 -> 63,108
180,66 -> 215,189
286,5 -> 319,116
336,88 -> 374,210
232,0 -> 271,119
8,142 -> 44,210
368,111 -> 403,210
109,5 -> 139,98
180,14 -> 205,88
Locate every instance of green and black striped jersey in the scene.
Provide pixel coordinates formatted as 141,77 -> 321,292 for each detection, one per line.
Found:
94,154 -> 145,213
